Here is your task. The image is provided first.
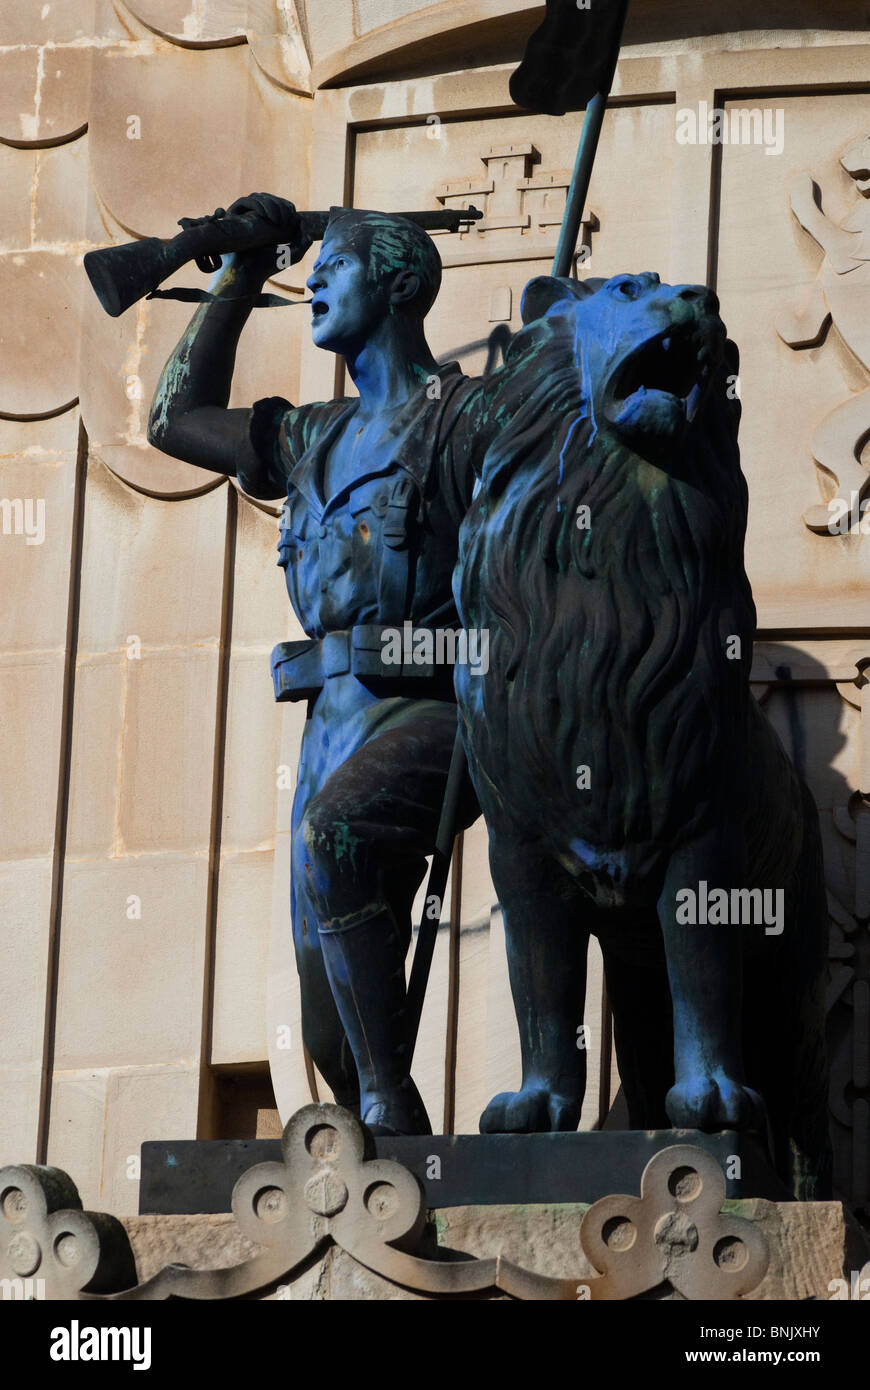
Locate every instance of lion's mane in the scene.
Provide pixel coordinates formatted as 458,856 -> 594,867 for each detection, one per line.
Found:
455,306 -> 759,885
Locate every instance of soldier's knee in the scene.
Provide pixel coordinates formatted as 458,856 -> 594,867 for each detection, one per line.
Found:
298,797 -> 361,897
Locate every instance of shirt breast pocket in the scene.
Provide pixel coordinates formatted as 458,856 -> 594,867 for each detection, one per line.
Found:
349,485 -> 389,550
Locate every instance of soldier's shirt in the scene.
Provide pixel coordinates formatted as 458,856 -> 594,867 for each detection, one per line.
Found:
237,361 -> 488,638
230,303 -> 587,849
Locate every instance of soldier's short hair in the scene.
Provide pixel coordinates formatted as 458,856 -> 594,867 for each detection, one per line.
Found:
324,209 -> 442,318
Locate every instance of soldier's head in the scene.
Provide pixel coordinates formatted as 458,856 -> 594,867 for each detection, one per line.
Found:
306,210 -> 442,354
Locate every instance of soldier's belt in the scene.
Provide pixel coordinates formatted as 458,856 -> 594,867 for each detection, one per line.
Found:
270,626 -> 454,703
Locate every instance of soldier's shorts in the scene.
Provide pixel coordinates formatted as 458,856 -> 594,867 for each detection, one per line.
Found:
291,701 -> 480,943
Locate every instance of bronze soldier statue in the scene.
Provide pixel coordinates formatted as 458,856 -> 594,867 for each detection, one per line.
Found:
146,191 -> 831,1194
148,194 -> 496,1136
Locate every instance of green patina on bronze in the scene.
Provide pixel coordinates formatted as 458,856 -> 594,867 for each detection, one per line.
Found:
325,208 -> 442,317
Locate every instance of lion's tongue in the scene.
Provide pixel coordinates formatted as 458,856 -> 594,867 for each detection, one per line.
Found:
613,385 -> 686,436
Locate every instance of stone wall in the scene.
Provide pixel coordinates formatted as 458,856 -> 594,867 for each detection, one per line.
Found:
1,1 -> 868,1217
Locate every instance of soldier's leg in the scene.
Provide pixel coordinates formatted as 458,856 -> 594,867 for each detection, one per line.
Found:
298,704 -> 478,1136
290,810 -> 359,1109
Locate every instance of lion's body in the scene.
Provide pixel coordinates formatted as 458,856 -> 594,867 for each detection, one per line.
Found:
455,277 -> 831,1198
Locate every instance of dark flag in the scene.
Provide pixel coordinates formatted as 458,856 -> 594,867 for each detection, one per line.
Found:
510,0 -> 629,116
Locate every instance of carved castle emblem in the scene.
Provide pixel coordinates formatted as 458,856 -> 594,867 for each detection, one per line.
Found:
776,134 -> 870,535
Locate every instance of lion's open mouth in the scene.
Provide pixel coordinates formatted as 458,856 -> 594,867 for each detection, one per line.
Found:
610,322 -> 718,432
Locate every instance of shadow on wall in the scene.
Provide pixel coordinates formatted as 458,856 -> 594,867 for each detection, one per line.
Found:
752,644 -> 865,1217
590,644 -> 864,1216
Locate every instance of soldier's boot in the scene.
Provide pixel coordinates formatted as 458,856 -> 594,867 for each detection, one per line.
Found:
318,905 -> 432,1137
291,891 -> 360,1110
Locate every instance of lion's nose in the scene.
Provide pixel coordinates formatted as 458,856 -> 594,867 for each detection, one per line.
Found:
674,284 -> 720,316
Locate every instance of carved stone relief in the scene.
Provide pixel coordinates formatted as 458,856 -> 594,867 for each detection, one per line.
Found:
776,134 -> 870,535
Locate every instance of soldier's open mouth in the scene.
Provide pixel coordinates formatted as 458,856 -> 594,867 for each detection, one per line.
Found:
609,323 -> 719,433
312,300 -> 329,317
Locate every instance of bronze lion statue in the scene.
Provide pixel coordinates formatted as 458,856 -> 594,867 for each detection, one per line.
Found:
454,272 -> 831,1199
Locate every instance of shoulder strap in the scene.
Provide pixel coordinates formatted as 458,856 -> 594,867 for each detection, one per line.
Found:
375,372 -> 476,620
377,473 -> 424,621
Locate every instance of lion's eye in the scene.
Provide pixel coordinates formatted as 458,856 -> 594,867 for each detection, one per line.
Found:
610,278 -> 641,300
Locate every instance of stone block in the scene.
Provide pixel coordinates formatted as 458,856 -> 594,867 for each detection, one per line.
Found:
0,252 -> 82,415
111,1196 -> 870,1299
118,649 -> 220,853
248,32 -> 311,96
0,654 -> 66,859
211,850 -> 274,1065
74,464 -> 227,654
122,1212 -> 258,1285
33,137 -> 91,246
228,493 -> 288,638
46,1063 -> 201,1216
221,652 -> 283,853
0,0 -> 122,46
124,0 -> 278,47
0,1062 -> 43,1168
88,44 -> 311,241
101,1065 -> 201,1217
3,44 -> 92,147
63,654 -> 126,860
0,858 -> 53,1063
738,1198 -> 870,1301
44,1067 -> 109,1213
53,857 -> 210,1068
0,407 -> 81,458
0,449 -> 79,654
0,145 -> 37,248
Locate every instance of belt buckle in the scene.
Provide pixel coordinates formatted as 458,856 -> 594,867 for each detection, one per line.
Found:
322,630 -> 351,678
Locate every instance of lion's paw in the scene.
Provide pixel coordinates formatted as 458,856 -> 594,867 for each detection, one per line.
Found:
666,1075 -> 768,1134
479,1086 -> 581,1134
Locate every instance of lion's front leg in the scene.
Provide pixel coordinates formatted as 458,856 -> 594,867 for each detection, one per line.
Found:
480,839 -> 589,1134
657,827 -> 768,1136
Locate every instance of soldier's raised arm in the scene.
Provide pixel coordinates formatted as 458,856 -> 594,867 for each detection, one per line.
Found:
147,193 -> 312,494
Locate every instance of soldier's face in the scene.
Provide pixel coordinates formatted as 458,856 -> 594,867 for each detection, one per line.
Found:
306,234 -> 390,354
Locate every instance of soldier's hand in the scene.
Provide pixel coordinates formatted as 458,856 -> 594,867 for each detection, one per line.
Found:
179,193 -> 314,282
225,192 -> 313,275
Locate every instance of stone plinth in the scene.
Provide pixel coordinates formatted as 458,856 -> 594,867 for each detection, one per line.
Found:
120,1199 -> 869,1301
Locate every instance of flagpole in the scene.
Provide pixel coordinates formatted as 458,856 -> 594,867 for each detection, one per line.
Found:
552,88 -> 607,277
406,0 -> 630,1063
406,730 -> 466,1056
551,0 -> 629,277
